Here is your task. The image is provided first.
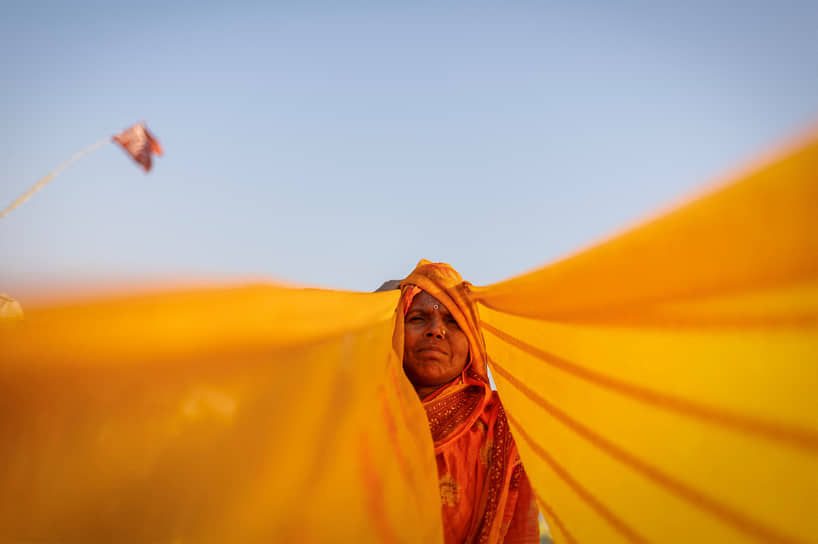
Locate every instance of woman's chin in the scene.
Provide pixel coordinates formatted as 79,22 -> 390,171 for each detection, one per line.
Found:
425,373 -> 460,388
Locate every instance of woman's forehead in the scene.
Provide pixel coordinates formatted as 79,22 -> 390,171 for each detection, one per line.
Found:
407,291 -> 450,313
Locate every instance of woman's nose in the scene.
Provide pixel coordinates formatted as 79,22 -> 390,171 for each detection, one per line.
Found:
425,317 -> 445,338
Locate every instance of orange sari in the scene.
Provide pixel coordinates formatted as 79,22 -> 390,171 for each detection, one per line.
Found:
397,260 -> 540,544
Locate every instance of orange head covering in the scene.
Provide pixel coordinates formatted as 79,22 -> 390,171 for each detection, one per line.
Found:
398,259 -> 489,385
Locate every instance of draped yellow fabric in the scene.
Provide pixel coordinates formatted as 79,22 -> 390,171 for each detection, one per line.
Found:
472,131 -> 818,544
1,288 -> 443,542
1,130 -> 816,543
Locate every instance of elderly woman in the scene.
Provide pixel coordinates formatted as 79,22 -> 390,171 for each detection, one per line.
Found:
391,260 -> 539,544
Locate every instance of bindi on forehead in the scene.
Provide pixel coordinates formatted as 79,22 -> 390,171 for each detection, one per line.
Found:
408,292 -> 451,314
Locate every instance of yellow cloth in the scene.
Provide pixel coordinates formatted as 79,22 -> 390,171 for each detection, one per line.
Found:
1,287 -> 442,542
471,130 -> 818,544
1,129 -> 816,543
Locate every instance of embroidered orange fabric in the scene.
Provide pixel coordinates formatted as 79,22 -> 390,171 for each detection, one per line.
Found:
397,260 -> 539,544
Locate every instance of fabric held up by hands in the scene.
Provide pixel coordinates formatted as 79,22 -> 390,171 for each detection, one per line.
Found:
1,128 -> 817,543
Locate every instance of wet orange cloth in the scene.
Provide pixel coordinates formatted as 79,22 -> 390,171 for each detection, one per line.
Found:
398,261 -> 540,544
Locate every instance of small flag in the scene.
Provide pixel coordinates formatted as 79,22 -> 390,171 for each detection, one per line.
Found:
112,122 -> 163,172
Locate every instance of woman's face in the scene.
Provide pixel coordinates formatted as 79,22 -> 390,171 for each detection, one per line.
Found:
403,291 -> 470,394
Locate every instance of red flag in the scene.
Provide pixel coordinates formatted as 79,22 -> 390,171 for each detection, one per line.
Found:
112,122 -> 163,172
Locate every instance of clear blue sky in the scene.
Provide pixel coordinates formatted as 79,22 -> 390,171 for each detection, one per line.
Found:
2,2 -> 817,302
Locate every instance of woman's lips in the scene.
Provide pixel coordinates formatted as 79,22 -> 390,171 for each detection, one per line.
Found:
418,346 -> 448,356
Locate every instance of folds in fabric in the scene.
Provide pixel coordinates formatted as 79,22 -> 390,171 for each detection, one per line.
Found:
0,286 -> 443,543
471,129 -> 818,544
1,128 -> 816,543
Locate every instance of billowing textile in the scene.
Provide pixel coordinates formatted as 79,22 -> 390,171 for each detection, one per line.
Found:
0,288 -> 442,542
471,130 -> 818,543
398,262 -> 539,543
1,129 -> 817,543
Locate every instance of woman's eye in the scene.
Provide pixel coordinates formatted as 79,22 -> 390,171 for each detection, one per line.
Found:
408,316 -> 424,322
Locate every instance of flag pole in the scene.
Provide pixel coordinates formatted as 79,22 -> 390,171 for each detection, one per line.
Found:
1,138 -> 110,220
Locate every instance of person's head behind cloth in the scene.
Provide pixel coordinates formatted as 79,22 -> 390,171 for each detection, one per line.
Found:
397,260 -> 489,396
